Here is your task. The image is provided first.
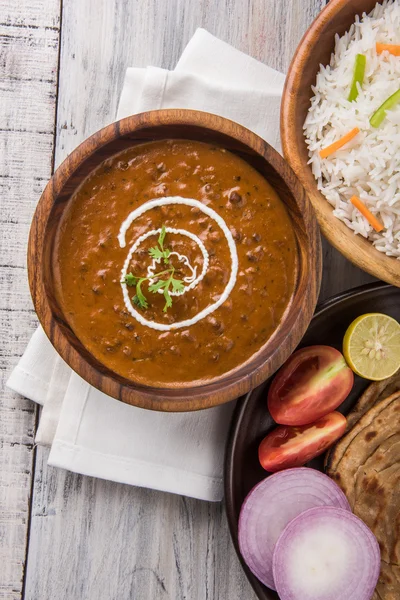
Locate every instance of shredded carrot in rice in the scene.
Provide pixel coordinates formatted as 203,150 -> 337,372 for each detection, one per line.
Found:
376,42 -> 400,56
350,196 -> 384,232
319,128 -> 360,159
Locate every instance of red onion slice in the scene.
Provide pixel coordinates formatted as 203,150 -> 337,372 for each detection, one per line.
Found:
273,506 -> 380,600
238,468 -> 351,590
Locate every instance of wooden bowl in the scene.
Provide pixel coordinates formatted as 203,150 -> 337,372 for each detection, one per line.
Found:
281,0 -> 400,288
28,109 -> 322,411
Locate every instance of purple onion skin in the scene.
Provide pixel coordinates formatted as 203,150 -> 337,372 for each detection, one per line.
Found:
238,468 -> 351,590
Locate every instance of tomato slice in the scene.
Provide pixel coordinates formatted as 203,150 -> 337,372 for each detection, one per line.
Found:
258,412 -> 346,472
267,345 -> 353,426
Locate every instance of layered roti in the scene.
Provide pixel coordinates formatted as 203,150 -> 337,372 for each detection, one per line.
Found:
326,380 -> 400,600
343,372 -> 400,432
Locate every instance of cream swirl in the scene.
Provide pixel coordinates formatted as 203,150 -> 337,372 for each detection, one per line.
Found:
118,196 -> 238,331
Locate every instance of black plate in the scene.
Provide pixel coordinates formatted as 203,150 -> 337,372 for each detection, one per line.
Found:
224,281 -> 400,600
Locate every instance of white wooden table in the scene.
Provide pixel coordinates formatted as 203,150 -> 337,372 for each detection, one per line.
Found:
1,1 -> 375,598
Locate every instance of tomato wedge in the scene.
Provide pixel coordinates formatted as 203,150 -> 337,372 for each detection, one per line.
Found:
267,345 -> 353,426
258,412 -> 346,473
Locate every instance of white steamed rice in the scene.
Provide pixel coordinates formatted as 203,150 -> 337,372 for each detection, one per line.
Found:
304,0 -> 400,259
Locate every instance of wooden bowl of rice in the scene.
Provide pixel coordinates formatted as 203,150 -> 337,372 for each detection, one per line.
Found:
281,0 -> 400,287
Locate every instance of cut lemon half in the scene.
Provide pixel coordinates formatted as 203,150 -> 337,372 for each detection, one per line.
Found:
343,313 -> 400,380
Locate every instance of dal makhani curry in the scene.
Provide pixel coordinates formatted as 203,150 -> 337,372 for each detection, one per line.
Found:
53,140 -> 297,386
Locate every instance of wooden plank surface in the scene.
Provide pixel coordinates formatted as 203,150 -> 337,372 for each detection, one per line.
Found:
3,0 -> 374,599
0,1 -> 60,599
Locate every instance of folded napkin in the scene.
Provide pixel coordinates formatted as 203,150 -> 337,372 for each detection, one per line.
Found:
7,28 -> 285,502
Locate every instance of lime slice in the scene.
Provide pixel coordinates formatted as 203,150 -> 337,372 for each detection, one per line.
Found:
343,313 -> 400,380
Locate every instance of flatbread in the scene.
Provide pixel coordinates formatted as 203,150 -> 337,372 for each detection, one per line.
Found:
345,372 -> 400,432
325,372 -> 400,472
326,392 -> 400,599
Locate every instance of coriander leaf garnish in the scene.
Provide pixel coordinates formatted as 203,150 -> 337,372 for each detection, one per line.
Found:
148,279 -> 167,293
134,278 -> 149,309
171,278 -> 184,294
149,224 -> 171,264
133,295 -> 143,308
122,273 -> 138,286
163,285 -> 173,313
149,247 -> 165,261
158,224 -> 166,250
148,272 -> 185,312
125,225 -> 184,312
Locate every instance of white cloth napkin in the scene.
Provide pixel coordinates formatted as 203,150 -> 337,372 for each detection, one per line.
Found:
7,29 -> 285,502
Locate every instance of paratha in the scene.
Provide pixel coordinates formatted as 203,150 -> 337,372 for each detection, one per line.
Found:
345,372 -> 400,432
325,372 -> 400,471
326,391 -> 400,600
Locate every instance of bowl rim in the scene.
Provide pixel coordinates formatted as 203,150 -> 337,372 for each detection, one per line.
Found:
281,0 -> 400,288
28,108 -> 322,411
